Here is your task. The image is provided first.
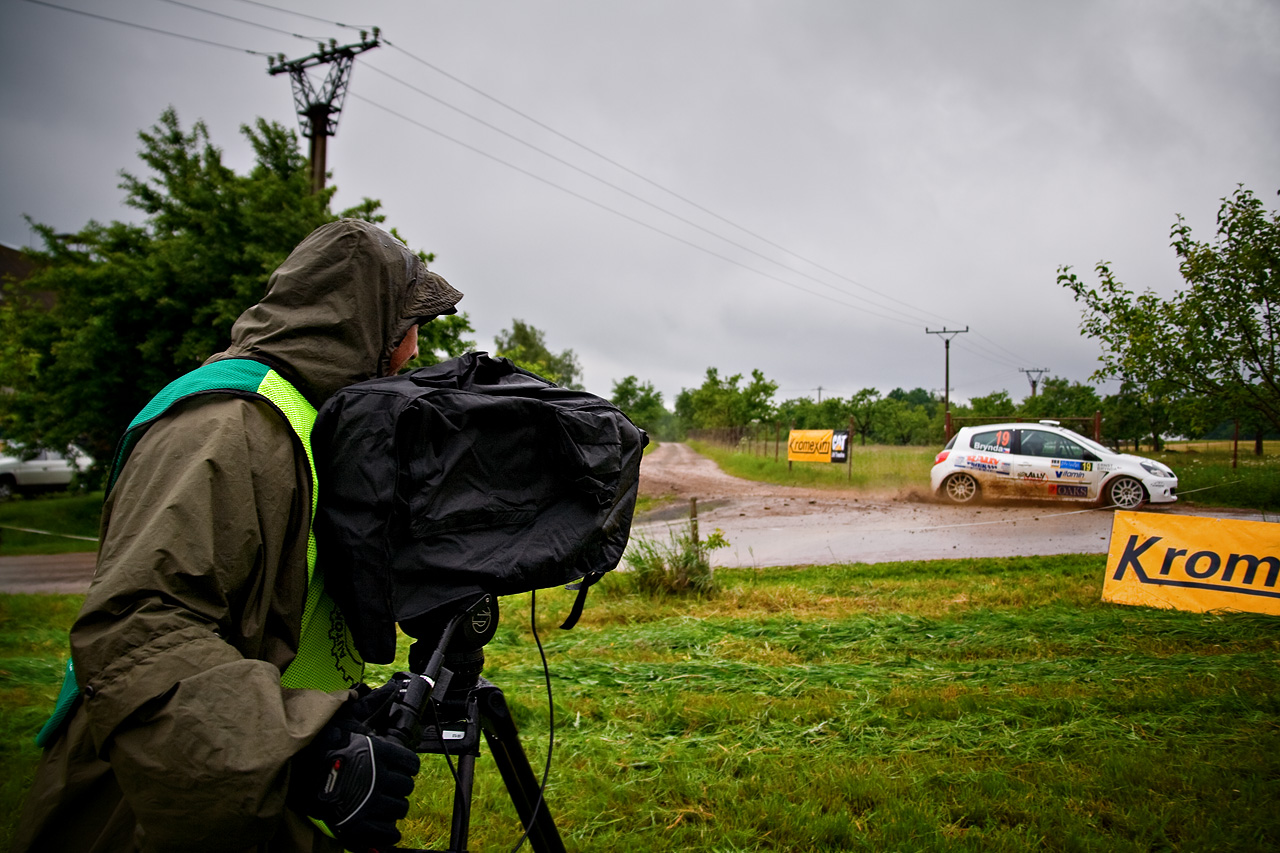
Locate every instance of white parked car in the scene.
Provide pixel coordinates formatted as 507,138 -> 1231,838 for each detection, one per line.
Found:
0,443 -> 94,500
931,421 -> 1177,510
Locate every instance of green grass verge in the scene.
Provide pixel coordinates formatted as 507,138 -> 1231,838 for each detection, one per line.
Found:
691,440 -> 937,494
6,555 -> 1278,851
0,493 -> 103,556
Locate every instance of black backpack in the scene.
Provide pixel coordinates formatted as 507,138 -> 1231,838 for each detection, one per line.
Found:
311,352 -> 648,663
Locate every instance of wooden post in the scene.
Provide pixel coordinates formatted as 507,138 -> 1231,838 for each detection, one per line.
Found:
689,497 -> 700,555
1093,410 -> 1102,443
775,422 -> 780,463
787,420 -> 794,472
847,416 -> 854,481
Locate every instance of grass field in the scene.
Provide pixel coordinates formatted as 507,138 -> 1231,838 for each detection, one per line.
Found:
5,555 -> 1278,851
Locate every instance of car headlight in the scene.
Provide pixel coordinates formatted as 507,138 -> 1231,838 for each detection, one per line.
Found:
1139,461 -> 1171,478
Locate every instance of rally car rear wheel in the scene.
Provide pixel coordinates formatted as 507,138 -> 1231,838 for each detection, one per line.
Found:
942,472 -> 980,504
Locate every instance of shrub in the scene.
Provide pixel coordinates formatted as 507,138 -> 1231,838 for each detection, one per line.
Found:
624,523 -> 728,598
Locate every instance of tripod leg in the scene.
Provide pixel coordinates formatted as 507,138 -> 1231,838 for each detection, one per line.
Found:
448,752 -> 476,852
476,681 -> 567,853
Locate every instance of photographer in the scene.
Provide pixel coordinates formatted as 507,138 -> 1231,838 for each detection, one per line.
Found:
13,219 -> 462,852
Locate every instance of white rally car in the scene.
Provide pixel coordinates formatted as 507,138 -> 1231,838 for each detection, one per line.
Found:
931,421 -> 1177,510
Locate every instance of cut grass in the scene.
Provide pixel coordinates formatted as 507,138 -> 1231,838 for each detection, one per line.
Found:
5,554 -> 1278,851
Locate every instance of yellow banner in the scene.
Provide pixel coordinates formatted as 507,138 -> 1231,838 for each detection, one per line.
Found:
787,429 -> 834,463
1103,511 -> 1280,615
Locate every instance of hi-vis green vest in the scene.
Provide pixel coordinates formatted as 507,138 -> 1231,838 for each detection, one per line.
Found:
37,359 -> 364,746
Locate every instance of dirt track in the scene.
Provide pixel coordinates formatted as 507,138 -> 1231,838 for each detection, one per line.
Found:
3,443 -> 1271,591
633,442 -> 1270,569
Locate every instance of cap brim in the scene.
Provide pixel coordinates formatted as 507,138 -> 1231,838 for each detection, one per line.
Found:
405,270 -> 463,318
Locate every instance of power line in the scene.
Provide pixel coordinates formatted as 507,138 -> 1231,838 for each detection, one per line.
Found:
351,92 -> 933,327
361,62 -> 943,328
155,0 -> 325,42
221,4 -> 959,327
23,0 -> 273,56
227,0 -> 373,32
379,39 -> 958,327
28,0 -> 1046,381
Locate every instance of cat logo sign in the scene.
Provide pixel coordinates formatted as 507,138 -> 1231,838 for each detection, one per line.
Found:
1103,511 -> 1280,615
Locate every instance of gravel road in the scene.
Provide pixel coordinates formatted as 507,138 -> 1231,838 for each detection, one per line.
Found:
3,442 -> 1270,591
633,442 -> 1270,569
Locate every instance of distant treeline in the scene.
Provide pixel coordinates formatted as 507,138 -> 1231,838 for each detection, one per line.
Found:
611,368 -> 1273,452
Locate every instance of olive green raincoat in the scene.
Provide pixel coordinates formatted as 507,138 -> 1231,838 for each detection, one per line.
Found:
12,220 -> 462,852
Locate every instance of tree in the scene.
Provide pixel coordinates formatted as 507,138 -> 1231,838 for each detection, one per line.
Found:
675,367 -> 777,430
848,388 -> 881,445
0,108 -> 469,469
1059,185 -> 1279,434
872,398 -> 932,445
967,390 -> 1016,418
610,375 -> 676,439
1018,377 -> 1101,421
493,319 -> 583,389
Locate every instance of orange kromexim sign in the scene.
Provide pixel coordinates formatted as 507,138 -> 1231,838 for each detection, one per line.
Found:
1103,511 -> 1280,615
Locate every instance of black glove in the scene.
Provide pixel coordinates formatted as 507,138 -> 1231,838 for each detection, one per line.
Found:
348,672 -> 415,731
291,705 -> 421,850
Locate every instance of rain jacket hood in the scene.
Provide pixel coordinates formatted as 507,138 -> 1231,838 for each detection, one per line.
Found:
216,219 -> 463,407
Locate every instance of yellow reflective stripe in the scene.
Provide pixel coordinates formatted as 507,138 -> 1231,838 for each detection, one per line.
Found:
257,370 -> 363,691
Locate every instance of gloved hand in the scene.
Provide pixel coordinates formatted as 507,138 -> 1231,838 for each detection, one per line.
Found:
291,703 -> 421,850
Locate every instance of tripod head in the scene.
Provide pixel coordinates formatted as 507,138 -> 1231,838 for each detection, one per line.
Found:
374,594 -> 498,747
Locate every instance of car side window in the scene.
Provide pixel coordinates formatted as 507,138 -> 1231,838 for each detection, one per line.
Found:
970,429 -> 1014,454
1017,430 -> 1049,457
1053,437 -> 1085,460
1018,430 -> 1084,460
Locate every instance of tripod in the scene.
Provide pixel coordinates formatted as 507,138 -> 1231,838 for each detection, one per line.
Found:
386,596 -> 566,853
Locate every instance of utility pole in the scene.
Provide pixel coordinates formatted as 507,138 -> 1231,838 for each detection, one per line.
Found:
268,29 -> 380,194
925,327 -> 969,414
1019,367 -> 1050,397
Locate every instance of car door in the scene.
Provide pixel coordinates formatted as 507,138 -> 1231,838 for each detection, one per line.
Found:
1011,428 -> 1057,497
1043,434 -> 1102,500
1014,429 -> 1101,501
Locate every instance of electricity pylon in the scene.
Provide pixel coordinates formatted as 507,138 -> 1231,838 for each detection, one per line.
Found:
268,29 -> 380,193
1019,367 -> 1051,397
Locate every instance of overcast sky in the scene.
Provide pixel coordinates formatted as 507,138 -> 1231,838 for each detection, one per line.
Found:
3,0 -> 1278,408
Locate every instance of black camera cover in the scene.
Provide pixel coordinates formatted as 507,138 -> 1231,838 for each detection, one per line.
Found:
312,352 -> 648,663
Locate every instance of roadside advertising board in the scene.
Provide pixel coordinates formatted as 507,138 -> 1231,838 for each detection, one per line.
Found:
787,430 -> 849,463
1104,511 -> 1280,616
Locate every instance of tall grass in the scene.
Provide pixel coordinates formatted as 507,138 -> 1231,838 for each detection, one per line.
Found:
6,554 -> 1278,851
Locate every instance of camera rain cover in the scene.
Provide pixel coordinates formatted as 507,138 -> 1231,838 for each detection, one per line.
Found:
312,352 -> 648,663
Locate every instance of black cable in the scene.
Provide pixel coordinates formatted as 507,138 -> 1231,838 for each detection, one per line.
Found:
509,588 -> 555,853
23,0 -> 271,55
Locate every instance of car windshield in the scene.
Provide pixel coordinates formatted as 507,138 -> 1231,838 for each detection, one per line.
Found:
1060,428 -> 1111,457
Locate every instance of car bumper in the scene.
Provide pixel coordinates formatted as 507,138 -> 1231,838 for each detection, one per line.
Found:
1146,479 -> 1178,504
